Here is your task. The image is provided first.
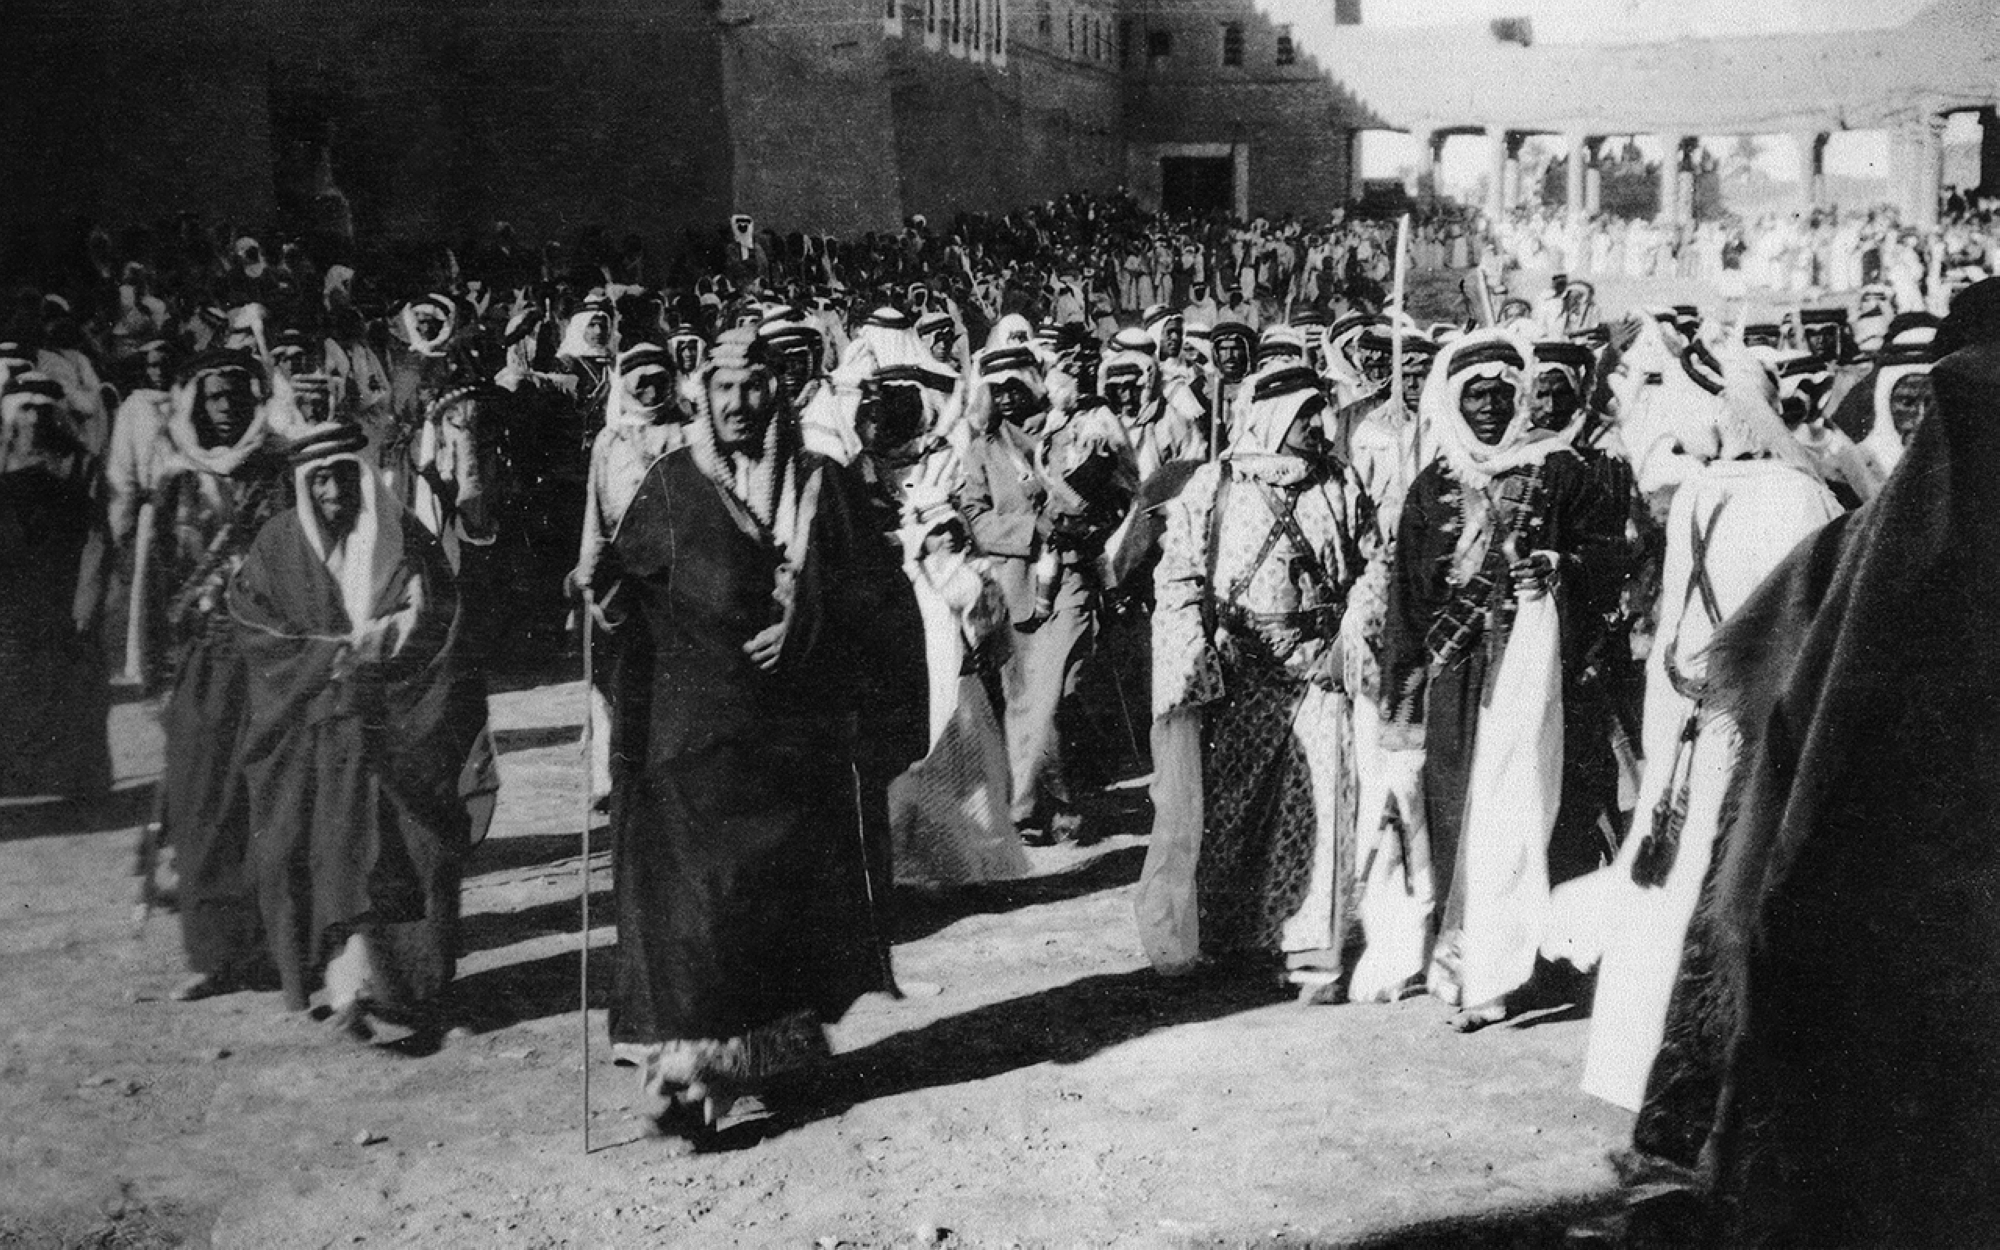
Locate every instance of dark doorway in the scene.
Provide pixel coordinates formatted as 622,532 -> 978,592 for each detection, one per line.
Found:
1161,156 -> 1234,217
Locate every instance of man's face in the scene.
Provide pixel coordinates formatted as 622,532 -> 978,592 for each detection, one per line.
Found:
858,382 -> 925,456
1215,336 -> 1249,381
924,327 -> 957,364
201,377 -> 255,444
923,520 -> 968,558
672,339 -> 703,375
15,397 -> 59,450
1459,376 -> 1515,445
307,461 -> 363,540
272,347 -> 306,378
1398,354 -> 1432,409
707,364 -> 774,452
988,378 -> 1041,428
142,349 -> 170,390
627,369 -> 671,415
1157,323 -> 1184,359
1104,375 -> 1145,419
1279,399 -> 1331,459
771,344 -> 818,405
1802,324 -> 1838,362
1357,343 -> 1392,388
581,314 -> 611,352
1534,370 -> 1581,431
1888,373 -> 1936,444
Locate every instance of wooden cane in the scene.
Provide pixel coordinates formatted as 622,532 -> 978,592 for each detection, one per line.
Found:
579,588 -> 595,1155
121,499 -> 157,686
1391,214 -> 1414,482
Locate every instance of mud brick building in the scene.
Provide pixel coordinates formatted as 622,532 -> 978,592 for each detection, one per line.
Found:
0,0 -> 1367,259
8,0 -> 1990,260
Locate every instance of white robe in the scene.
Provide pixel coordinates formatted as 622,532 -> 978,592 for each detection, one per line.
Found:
1573,459 -> 1841,1110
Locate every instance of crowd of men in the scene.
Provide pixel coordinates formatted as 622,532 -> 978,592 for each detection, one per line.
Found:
1489,200 -> 2000,303
2,184 -> 1994,1240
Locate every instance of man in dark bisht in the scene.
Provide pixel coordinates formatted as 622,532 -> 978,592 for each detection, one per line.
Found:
157,349 -> 294,1001
0,371 -> 112,799
1624,279 -> 2000,1245
604,327 -> 924,1137
226,423 -> 487,1040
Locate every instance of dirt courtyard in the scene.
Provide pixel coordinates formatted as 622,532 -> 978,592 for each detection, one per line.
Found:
2,674 -> 1632,1249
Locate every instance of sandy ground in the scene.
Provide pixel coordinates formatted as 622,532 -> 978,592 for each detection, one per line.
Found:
0,668 -> 1638,1250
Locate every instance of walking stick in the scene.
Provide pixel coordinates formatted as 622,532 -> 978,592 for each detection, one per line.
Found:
122,499 -> 157,685
850,764 -> 900,998
578,588 -> 595,1155
1390,214 -> 1414,483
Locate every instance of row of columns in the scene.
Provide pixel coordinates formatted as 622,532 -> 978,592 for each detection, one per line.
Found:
1402,116 -> 1972,227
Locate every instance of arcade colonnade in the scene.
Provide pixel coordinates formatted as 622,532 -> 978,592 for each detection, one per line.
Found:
1391,108 -> 2000,226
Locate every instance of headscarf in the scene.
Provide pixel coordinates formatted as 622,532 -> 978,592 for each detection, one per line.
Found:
1183,322 -> 1215,369
1533,339 -> 1595,401
557,298 -> 615,362
685,327 -> 808,548
1712,348 -> 1822,479
0,371 -> 76,474
289,423 -> 406,635
845,307 -> 938,376
1098,338 -> 1162,426
985,313 -> 1036,351
1420,329 -> 1569,489
1320,315 -> 1381,396
1141,306 -> 1184,359
168,349 -> 273,477
226,303 -> 272,363
760,306 -> 829,374
400,294 -> 458,358
1226,364 -> 1326,458
233,236 -> 268,281
1845,319 -> 1940,478
1256,324 -> 1307,368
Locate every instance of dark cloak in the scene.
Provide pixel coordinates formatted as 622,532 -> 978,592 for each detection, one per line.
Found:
606,447 -> 925,1050
1380,450 -> 1634,910
1632,340 -> 2000,1246
161,473 -> 289,983
227,507 -> 486,1013
0,466 -> 111,798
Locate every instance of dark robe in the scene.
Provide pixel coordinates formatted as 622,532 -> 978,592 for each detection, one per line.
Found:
1632,340 -> 2000,1246
227,507 -> 485,1013
0,466 -> 111,798
606,447 -> 924,1051
160,469 -> 288,983
1380,449 -> 1633,913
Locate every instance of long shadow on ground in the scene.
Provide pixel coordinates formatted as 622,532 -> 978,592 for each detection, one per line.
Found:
452,944 -> 1289,1114
891,844 -> 1147,944
466,829 -> 597,877
0,782 -> 156,844
785,967 -> 1292,1124
458,888 -> 613,956
1346,1188 -> 1626,1249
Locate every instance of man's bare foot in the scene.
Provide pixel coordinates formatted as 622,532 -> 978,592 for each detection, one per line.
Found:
169,973 -> 225,1002
328,1002 -> 375,1043
1448,998 -> 1510,1032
